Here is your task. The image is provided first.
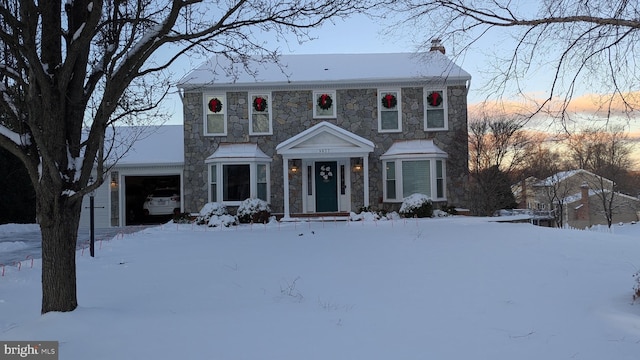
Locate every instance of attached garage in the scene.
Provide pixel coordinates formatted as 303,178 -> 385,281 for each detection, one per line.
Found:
79,125 -> 184,229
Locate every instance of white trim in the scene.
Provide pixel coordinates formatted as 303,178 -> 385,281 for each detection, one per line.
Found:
277,122 -> 374,217
203,93 -> 227,136
377,89 -> 402,133
381,140 -> 448,203
313,90 -> 337,118
424,88 -> 448,131
208,162 -> 271,205
248,92 -> 273,135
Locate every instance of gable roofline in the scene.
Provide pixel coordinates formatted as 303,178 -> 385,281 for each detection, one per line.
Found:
178,52 -> 471,91
535,169 -> 614,187
276,121 -> 374,158
562,188 -> 640,205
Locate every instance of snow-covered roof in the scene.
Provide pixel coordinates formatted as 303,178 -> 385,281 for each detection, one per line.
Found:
536,169 -> 613,187
205,143 -> 271,163
108,125 -> 184,166
380,140 -> 448,159
178,52 -> 471,90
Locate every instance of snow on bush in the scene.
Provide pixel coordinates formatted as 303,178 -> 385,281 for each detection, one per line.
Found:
196,202 -> 237,227
433,209 -> 450,217
399,193 -> 433,218
349,211 -> 381,222
237,198 -> 272,224
207,214 -> 238,228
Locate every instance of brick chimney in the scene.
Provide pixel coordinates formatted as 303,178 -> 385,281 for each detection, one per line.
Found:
519,179 -> 527,209
576,182 -> 590,221
430,39 -> 446,54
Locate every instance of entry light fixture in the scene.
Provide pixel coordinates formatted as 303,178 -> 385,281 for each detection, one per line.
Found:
353,159 -> 363,172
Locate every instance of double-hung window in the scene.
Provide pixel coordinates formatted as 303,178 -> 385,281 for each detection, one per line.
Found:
204,94 -> 227,135
249,93 -> 272,135
313,90 -> 337,118
424,89 -> 448,130
378,89 -> 401,132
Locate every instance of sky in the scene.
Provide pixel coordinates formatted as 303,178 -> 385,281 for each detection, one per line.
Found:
2,214 -> 640,359
157,11 -> 640,165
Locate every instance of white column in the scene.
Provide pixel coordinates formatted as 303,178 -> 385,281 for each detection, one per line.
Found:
363,156 -> 370,207
282,157 -> 290,219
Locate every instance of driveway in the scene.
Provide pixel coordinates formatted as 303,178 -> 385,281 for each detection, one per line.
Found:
0,226 -> 151,266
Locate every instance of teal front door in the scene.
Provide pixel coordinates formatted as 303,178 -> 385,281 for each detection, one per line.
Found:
315,161 -> 338,212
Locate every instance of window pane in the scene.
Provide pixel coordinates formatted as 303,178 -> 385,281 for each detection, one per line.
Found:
252,114 -> 270,133
436,160 -> 444,198
387,180 -> 396,199
340,165 -> 346,195
402,160 -> 430,198
426,109 -> 445,128
207,114 -> 224,134
210,165 -> 217,202
307,165 -> 313,196
223,164 -> 250,201
257,164 -> 267,182
381,111 -> 398,130
257,164 -> 267,200
386,161 -> 396,199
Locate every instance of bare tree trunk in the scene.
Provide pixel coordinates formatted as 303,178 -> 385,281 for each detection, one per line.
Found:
37,177 -> 82,314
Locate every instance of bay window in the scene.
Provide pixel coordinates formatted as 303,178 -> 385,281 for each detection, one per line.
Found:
206,144 -> 272,204
381,140 -> 447,202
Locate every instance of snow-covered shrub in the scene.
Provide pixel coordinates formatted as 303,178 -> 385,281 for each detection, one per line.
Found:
399,193 -> 433,218
349,211 -> 381,222
432,209 -> 450,217
237,198 -> 271,224
196,202 -> 237,227
207,214 -> 238,228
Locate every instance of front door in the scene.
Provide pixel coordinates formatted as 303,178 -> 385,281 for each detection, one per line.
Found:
315,161 -> 338,212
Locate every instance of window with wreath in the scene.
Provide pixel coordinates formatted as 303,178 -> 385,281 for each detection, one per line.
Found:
378,90 -> 401,132
381,140 -> 447,202
424,89 -> 448,130
249,93 -> 272,135
204,94 -> 227,135
313,91 -> 336,118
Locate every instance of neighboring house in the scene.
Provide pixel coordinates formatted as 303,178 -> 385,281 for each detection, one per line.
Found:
513,169 -> 640,228
177,46 -> 471,218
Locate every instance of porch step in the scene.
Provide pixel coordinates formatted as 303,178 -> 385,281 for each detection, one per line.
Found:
275,212 -> 351,222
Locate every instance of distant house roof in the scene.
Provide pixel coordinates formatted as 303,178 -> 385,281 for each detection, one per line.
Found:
178,52 -> 471,90
106,125 -> 184,167
535,169 -> 613,187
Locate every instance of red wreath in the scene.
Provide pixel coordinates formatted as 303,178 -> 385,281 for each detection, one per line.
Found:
382,93 -> 397,109
208,98 -> 223,113
427,91 -> 443,107
317,93 -> 333,110
253,96 -> 267,112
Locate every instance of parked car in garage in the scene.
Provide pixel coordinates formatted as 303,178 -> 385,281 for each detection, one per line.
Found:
143,188 -> 181,216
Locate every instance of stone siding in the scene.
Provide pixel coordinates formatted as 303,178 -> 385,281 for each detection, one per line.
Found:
182,86 -> 469,214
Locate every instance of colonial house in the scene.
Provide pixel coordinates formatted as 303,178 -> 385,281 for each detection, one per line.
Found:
177,48 -> 471,219
79,46 -> 472,228
514,169 -> 640,228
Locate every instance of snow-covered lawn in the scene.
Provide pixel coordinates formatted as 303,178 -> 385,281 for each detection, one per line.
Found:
2,216 -> 640,359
